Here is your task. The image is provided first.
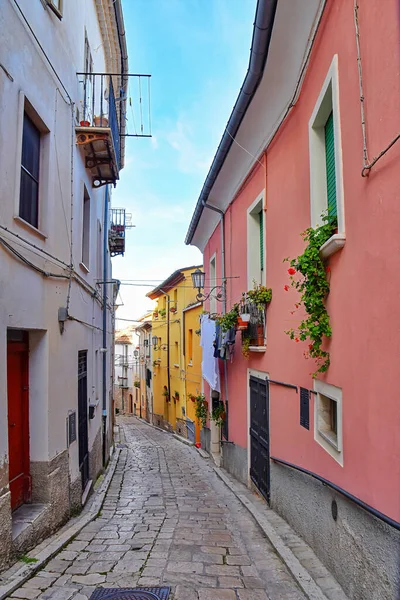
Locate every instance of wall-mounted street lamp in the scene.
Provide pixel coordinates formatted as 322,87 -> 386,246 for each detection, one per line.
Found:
191,268 -> 225,303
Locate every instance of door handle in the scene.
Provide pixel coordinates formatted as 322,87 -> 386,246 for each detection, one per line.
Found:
10,423 -> 16,427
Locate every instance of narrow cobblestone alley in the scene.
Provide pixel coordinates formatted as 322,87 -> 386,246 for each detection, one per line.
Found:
11,418 -> 306,600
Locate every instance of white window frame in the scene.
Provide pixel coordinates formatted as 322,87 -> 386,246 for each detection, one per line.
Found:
309,55 -> 345,259
80,183 -> 91,272
209,253 -> 217,315
314,379 -> 343,466
14,92 -> 50,240
46,0 -> 63,19
247,190 -> 266,290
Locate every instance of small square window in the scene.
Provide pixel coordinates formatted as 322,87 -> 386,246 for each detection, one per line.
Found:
314,381 -> 343,465
317,393 -> 338,447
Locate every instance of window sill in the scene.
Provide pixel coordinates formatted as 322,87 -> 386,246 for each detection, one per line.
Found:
320,233 -> 346,259
249,345 -> 266,353
79,262 -> 90,273
318,430 -> 340,451
14,216 -> 47,240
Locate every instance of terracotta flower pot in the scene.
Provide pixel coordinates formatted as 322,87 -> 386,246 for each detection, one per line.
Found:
237,316 -> 249,330
80,120 -> 90,127
250,324 -> 265,346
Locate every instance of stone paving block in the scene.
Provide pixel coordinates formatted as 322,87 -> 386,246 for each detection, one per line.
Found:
174,585 -> 198,600
225,555 -> 251,566
66,541 -> 89,551
22,576 -> 58,590
198,589 -> 236,600
237,591 -> 269,600
51,575 -> 72,587
242,576 -> 267,588
43,560 -> 71,574
70,574 -> 106,585
200,546 -> 227,555
218,576 -> 244,588
111,560 -> 145,573
166,561 -> 203,574
65,564 -> 90,575
193,552 -> 223,565
87,561 -> 117,573
136,577 -> 161,587
240,565 -> 258,577
57,551 -> 80,562
205,565 -> 241,576
84,544 -> 104,552
11,588 -> 41,599
106,544 -> 131,551
40,587 -> 78,600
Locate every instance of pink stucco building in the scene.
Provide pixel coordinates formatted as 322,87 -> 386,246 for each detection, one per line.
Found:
186,0 -> 400,597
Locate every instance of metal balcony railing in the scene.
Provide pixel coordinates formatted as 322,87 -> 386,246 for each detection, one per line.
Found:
245,301 -> 266,347
76,73 -> 121,185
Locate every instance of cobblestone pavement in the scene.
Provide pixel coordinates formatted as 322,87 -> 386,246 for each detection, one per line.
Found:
11,417 -> 306,600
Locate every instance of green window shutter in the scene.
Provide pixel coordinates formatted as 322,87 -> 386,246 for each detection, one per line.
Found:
325,112 -> 337,220
259,210 -> 264,271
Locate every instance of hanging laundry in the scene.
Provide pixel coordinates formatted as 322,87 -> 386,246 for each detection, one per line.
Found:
200,314 -> 221,392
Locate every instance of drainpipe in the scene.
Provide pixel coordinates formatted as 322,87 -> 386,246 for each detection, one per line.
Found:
159,288 -> 171,417
102,184 -> 109,467
201,200 -> 229,447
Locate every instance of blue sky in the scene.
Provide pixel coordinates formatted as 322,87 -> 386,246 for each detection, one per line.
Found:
113,0 -> 256,322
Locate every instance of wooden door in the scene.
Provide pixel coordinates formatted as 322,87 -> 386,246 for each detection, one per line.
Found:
78,351 -> 89,491
249,375 -> 270,502
7,331 -> 30,510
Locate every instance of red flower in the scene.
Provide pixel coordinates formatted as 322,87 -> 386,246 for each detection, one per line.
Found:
284,285 -> 289,291
309,344 -> 313,350
288,267 -> 296,276
295,337 -> 300,343
326,266 -> 331,273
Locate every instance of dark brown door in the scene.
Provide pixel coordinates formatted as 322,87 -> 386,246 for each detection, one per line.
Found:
249,375 -> 270,502
7,331 -> 30,510
78,351 -> 89,491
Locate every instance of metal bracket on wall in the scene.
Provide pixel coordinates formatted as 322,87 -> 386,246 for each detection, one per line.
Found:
267,379 -> 298,392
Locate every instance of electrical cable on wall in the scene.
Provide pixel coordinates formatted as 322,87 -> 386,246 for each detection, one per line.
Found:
354,0 -> 400,176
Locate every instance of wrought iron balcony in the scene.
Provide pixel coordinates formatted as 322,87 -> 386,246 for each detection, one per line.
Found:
76,73 -> 121,188
109,208 -> 133,257
245,301 -> 266,350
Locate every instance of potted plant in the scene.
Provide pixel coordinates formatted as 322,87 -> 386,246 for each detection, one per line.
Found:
241,335 -> 251,358
152,360 -> 159,367
159,308 -> 166,319
194,394 -> 208,428
153,310 -> 159,319
170,307 -> 177,314
247,283 -> 272,309
216,304 -> 240,332
94,115 -> 109,127
79,119 -> 90,127
134,380 -> 140,388
162,387 -> 170,402
211,403 -> 226,427
174,391 -> 180,400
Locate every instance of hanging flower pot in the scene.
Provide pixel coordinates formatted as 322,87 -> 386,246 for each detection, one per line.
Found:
170,307 -> 177,314
237,316 -> 249,330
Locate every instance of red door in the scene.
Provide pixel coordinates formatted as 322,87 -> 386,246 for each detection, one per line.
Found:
7,333 -> 30,511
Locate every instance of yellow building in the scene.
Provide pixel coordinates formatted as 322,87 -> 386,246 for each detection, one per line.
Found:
147,266 -> 203,440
